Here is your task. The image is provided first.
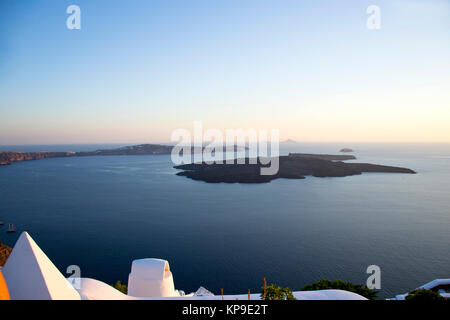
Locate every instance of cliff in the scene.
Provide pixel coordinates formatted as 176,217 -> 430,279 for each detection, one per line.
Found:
0,152 -> 75,166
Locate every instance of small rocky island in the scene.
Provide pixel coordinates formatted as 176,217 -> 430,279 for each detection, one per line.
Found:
174,153 -> 416,183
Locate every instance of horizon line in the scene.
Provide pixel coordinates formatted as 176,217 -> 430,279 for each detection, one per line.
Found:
2,141 -> 450,147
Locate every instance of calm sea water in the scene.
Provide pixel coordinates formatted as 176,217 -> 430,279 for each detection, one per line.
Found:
0,143 -> 449,299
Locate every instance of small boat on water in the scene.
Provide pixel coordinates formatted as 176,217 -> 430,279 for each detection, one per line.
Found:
0,221 -> 4,226
6,223 -> 16,233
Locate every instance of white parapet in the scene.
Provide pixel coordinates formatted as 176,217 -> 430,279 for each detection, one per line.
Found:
127,258 -> 179,298
389,279 -> 450,300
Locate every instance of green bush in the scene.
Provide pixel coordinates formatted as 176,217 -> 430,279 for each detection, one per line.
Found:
261,284 -> 296,300
301,279 -> 378,300
405,289 -> 446,301
113,280 -> 128,294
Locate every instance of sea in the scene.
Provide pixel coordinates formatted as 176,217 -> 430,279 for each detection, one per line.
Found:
0,142 -> 449,299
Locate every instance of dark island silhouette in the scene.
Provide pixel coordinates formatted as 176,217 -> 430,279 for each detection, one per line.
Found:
174,153 -> 416,183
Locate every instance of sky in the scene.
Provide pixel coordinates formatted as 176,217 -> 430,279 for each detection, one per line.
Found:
0,0 -> 449,144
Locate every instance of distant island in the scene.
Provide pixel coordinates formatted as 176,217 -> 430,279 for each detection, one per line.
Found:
281,139 -> 297,143
340,148 -> 354,153
0,144 -> 247,166
75,144 -> 174,157
174,153 -> 416,183
289,153 -> 356,161
75,144 -> 246,157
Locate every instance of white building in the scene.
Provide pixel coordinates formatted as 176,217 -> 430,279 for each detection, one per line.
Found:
0,232 -> 373,300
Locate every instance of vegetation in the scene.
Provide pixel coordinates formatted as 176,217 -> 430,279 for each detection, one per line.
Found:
0,241 -> 12,267
405,289 -> 446,301
113,280 -> 128,294
261,284 -> 296,300
301,279 -> 378,300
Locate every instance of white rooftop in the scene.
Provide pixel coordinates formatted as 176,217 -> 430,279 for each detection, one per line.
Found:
2,232 -> 80,300
1,232 -> 372,300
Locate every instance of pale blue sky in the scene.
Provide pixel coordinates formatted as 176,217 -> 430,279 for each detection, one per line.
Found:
0,0 -> 449,144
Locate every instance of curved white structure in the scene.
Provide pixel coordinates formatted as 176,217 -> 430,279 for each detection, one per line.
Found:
76,278 -> 133,300
128,258 -> 179,298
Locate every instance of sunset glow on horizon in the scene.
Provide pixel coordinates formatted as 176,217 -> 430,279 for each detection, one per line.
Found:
1,0 -> 449,145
